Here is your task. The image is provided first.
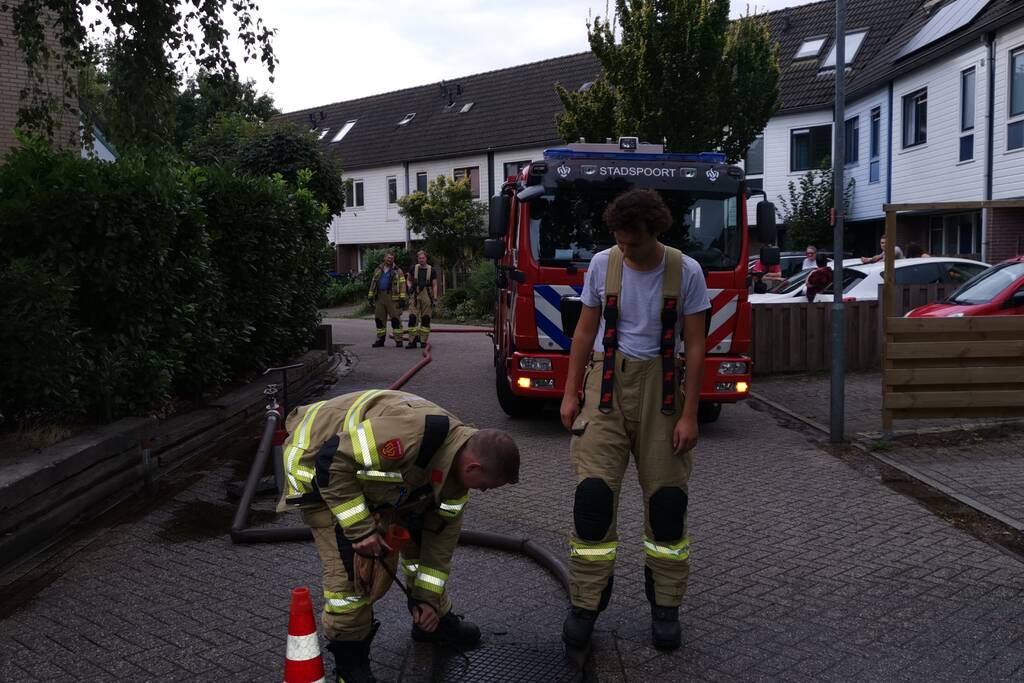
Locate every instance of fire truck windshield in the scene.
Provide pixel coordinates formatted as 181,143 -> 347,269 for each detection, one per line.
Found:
527,180 -> 741,271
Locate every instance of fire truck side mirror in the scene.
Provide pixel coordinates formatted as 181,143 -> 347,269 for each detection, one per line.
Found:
484,238 -> 506,260
755,201 -> 777,244
760,245 -> 781,268
489,194 -> 510,238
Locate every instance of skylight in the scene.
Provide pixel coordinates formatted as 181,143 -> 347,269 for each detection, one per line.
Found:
795,37 -> 826,60
897,0 -> 989,59
822,31 -> 868,69
397,113 -> 416,126
460,102 -> 475,113
331,119 -> 357,143
318,128 -> 329,140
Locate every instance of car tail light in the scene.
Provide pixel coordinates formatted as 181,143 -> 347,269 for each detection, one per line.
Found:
842,296 -> 857,302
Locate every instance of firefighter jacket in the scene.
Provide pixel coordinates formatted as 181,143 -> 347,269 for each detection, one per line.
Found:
279,389 -> 475,603
368,266 -> 406,303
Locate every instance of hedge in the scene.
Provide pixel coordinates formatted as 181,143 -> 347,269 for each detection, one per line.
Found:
0,142 -> 329,425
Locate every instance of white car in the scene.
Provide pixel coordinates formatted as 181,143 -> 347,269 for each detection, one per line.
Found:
749,257 -> 990,304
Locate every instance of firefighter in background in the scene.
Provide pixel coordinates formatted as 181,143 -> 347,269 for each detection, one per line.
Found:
559,189 -> 710,652
279,389 -> 521,683
406,250 -> 438,349
367,252 -> 406,347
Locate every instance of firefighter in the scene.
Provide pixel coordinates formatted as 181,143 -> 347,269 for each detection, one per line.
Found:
405,249 -> 438,349
559,188 -> 710,652
279,389 -> 520,683
367,252 -> 406,347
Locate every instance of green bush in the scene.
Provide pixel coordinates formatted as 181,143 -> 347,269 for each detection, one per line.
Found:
322,279 -> 364,308
440,287 -> 470,316
463,259 -> 496,314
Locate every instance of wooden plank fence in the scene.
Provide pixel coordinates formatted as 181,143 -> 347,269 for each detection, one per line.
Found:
882,316 -> 1024,431
879,283 -> 959,317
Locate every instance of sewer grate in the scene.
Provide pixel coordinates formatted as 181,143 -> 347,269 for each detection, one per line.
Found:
434,643 -> 582,683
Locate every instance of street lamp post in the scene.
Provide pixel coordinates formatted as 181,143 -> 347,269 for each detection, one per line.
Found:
831,0 -> 846,443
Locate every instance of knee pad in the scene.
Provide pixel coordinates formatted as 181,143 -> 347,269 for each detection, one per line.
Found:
649,487 -> 687,542
391,317 -> 401,328
573,478 -> 614,541
421,315 -> 430,328
408,314 -> 417,327
374,319 -> 384,329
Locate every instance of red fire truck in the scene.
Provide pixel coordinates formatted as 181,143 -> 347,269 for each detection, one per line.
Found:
483,138 -> 777,422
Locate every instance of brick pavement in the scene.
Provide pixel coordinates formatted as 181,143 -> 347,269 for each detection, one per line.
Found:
1,320 -> 1024,682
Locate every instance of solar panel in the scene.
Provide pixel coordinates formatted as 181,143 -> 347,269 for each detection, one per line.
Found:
897,0 -> 991,59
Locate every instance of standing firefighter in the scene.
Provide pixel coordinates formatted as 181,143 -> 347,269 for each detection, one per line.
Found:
279,389 -> 520,683
367,252 -> 406,347
559,189 -> 709,652
406,250 -> 438,349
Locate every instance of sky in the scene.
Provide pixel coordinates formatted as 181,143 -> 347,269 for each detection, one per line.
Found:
230,0 -> 823,113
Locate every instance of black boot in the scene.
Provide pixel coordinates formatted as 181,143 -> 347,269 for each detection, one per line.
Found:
326,625 -> 378,683
562,607 -> 598,649
395,340 -> 404,348
406,340 -> 419,349
412,611 -> 481,648
651,605 -> 681,651
371,338 -> 385,348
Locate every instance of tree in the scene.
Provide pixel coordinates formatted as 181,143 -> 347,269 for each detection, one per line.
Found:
556,0 -> 779,161
173,70 -> 278,151
2,0 -> 276,153
777,159 -> 855,250
397,176 -> 486,287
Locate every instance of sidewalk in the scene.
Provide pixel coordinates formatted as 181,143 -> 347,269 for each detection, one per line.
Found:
754,371 -> 1024,533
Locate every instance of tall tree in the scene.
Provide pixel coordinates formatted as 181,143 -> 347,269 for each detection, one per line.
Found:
556,0 -> 779,161
777,159 -> 855,250
174,70 -> 278,151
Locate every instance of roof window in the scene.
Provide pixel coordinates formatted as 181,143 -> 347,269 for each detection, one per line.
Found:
331,119 -> 357,143
460,102 -> 475,113
397,113 -> 416,126
794,37 -> 826,60
317,128 -> 329,140
821,31 -> 867,69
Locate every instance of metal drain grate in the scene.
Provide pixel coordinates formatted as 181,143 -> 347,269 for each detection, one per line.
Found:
434,643 -> 582,683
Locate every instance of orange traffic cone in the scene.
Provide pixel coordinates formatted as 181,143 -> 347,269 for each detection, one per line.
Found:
284,587 -> 327,683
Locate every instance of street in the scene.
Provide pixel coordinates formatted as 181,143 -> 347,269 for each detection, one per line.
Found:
2,317 -> 1024,682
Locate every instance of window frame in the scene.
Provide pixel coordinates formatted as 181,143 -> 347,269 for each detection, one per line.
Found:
386,176 -> 398,205
869,107 -> 881,183
745,135 -> 765,176
1009,46 -> 1024,151
503,160 -> 530,180
789,124 -> 832,173
344,179 -> 365,209
794,36 -> 826,60
902,88 -> 928,149
960,67 -> 976,162
821,31 -> 868,69
844,116 -> 860,165
453,166 -> 481,198
415,171 -> 428,193
332,119 -> 358,143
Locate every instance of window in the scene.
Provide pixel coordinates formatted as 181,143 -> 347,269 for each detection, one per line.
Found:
460,102 -> 475,113
318,128 -> 329,140
794,37 -> 825,60
894,263 -> 943,285
503,160 -> 530,180
822,31 -> 867,69
332,119 -> 357,143
927,212 -> 982,255
1009,48 -> 1024,151
960,68 -> 975,161
902,89 -> 927,148
453,166 -> 480,198
387,176 -> 398,204
416,172 -> 428,193
397,113 -> 416,126
745,135 -> 764,175
844,117 -> 859,164
344,179 -> 364,208
790,125 -> 832,172
869,107 -> 881,183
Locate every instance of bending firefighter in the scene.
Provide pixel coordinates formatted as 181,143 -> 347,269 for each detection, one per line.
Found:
405,250 -> 438,350
278,389 -> 520,683
559,189 -> 709,652
367,253 -> 406,347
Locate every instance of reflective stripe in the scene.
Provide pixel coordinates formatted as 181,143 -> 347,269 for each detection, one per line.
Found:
643,538 -> 690,560
286,632 -> 321,661
415,566 -> 448,594
438,492 -> 469,519
324,591 -> 368,614
294,466 -> 315,484
331,496 -> 370,527
356,469 -> 404,483
569,541 -> 617,561
345,390 -> 382,431
401,558 -> 419,580
283,401 -> 327,496
352,420 -> 381,470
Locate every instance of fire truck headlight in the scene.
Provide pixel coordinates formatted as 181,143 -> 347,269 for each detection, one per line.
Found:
717,361 -> 748,375
737,381 -> 749,393
518,358 -> 553,372
517,377 -> 532,389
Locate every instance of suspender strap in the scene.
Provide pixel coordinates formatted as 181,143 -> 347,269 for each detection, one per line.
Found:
598,247 -> 624,414
660,248 -> 683,415
415,414 -> 450,469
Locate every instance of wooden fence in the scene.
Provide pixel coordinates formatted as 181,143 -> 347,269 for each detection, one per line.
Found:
881,283 -> 959,317
751,301 -> 881,375
882,316 -> 1024,431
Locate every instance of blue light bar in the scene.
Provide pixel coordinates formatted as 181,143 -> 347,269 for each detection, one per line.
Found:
544,148 -> 727,164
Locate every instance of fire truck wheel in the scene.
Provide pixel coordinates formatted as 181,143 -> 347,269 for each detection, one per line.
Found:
495,366 -> 541,418
697,401 -> 722,424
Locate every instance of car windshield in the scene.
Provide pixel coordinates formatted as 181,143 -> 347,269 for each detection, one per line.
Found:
774,269 -> 813,294
527,179 -> 741,271
947,262 -> 1024,304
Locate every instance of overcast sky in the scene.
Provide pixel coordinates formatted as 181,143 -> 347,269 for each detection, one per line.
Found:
232,0 -> 822,113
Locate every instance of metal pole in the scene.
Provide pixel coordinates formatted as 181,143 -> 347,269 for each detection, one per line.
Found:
830,0 -> 846,443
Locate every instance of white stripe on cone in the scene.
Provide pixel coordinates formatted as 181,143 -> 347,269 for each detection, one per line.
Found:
286,632 -> 321,662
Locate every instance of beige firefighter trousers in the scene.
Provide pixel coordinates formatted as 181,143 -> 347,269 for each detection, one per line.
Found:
407,289 -> 433,343
373,293 -> 404,341
303,507 -> 451,641
568,351 -> 694,611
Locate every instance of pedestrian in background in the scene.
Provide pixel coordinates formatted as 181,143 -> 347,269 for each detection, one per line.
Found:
861,236 -> 904,264
367,252 -> 406,347
806,253 -> 834,302
801,245 -> 818,270
406,250 -> 438,350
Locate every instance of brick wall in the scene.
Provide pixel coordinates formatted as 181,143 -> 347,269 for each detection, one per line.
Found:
986,208 -> 1024,264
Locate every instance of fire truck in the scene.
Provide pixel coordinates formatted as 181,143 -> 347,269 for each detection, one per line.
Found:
483,138 -> 778,422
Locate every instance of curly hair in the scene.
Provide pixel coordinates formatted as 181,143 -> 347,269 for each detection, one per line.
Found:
602,188 -> 673,235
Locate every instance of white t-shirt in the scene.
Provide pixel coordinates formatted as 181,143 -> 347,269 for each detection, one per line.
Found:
581,248 -> 711,359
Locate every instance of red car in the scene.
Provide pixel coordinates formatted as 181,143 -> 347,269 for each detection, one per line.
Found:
907,256 -> 1024,317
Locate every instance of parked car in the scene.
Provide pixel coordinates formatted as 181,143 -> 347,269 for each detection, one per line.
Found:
749,257 -> 990,304
906,256 -> 1024,317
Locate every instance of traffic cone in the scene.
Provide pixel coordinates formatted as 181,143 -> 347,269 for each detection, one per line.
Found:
284,587 -> 326,683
